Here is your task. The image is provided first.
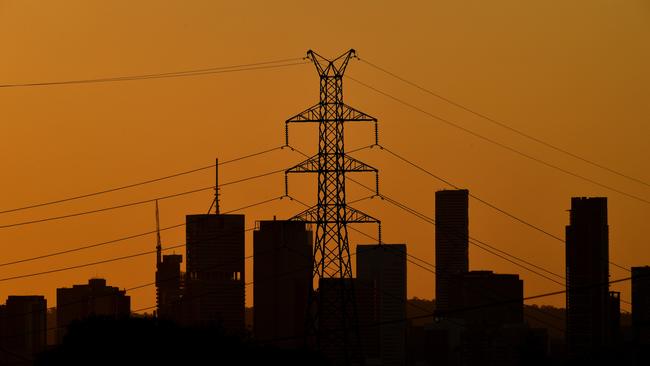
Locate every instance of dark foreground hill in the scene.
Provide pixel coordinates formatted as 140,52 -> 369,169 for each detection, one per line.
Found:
36,316 -> 325,366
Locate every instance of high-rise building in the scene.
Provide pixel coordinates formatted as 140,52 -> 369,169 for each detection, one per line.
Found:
632,266 -> 650,344
565,197 -> 610,358
448,270 -> 523,325
156,254 -> 183,322
356,244 -> 407,366
56,278 -> 130,344
435,189 -> 469,315
253,219 -> 312,347
183,214 -> 245,333
0,296 -> 47,364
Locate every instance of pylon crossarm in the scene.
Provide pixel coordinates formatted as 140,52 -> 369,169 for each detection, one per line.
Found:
344,206 -> 380,224
286,155 -> 319,173
340,103 -> 377,122
286,154 -> 377,174
289,205 -> 319,223
288,206 -> 345,223
288,205 -> 378,224
341,154 -> 377,172
286,103 -> 376,124
286,104 -> 321,123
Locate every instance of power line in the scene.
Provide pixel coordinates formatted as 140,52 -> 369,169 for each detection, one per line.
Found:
258,268 -> 645,346
346,75 -> 650,206
291,143 -> 570,285
289,146 -> 633,307
0,165 -> 288,265
0,145 -> 285,215
347,225 -> 568,326
7,204 -> 635,343
0,243 -> 186,283
371,187 -> 633,308
358,58 -> 650,189
0,58 -> 307,88
376,145 -> 564,242
0,195 -> 285,282
376,189 -> 567,287
375,144 -> 631,273
0,186 -> 213,230
0,223 -> 185,268
0,222 -> 312,340
291,145 -> 568,287
9,196 -> 632,346
0,167 -> 288,230
292,195 -> 570,326
0,147 -> 368,267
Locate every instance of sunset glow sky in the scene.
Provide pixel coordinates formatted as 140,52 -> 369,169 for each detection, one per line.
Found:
1,1 -> 649,312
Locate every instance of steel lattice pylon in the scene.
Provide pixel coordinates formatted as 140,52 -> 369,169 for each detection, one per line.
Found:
285,49 -> 380,365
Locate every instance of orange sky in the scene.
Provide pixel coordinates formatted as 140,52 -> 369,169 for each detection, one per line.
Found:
0,1 -> 649,313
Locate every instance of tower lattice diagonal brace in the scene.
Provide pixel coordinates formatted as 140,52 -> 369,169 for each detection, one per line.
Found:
285,49 -> 380,365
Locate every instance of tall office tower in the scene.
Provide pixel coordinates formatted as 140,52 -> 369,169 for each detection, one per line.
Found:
56,278 -> 130,344
253,220 -> 313,347
156,254 -> 183,322
632,266 -> 650,344
565,197 -> 610,358
184,214 -> 245,333
357,244 -> 407,366
435,189 -> 469,315
0,296 -> 47,364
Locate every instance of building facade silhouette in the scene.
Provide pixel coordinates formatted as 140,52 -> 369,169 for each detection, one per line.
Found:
632,266 -> 650,344
565,197 -> 610,358
435,189 -> 469,316
183,214 -> 245,333
253,219 -> 312,347
156,254 -> 183,322
447,270 -> 523,325
56,278 -> 130,344
356,244 -> 407,366
317,277 -> 366,365
0,296 -> 47,365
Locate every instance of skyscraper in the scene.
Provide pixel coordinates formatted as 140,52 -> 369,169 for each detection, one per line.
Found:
435,189 -> 469,315
565,197 -> 610,358
357,244 -> 407,366
0,296 -> 47,364
183,213 -> 245,333
156,254 -> 183,322
56,278 -> 130,344
632,266 -> 650,344
253,219 -> 312,347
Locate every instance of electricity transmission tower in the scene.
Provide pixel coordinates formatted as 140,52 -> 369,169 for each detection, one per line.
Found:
285,49 -> 380,364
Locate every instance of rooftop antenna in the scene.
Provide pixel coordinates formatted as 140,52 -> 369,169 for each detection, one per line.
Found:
207,158 -> 221,214
215,158 -> 220,214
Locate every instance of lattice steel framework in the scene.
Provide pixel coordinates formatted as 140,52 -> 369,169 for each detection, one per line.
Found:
285,49 -> 380,364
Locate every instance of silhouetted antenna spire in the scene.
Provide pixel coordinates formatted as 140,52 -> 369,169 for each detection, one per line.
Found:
155,200 -> 162,268
207,158 -> 221,214
215,158 -> 220,214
